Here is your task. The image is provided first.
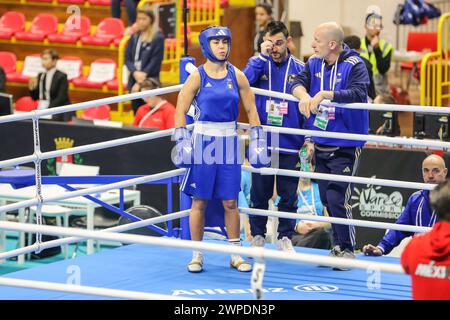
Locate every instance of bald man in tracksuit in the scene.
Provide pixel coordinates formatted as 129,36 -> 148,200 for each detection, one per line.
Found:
292,22 -> 369,269
243,21 -> 305,252
363,154 -> 448,256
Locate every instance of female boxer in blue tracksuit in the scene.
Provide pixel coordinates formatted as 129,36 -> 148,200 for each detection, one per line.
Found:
173,26 -> 268,273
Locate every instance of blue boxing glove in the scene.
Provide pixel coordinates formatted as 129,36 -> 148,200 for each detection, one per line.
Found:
249,126 -> 271,168
172,127 -> 194,168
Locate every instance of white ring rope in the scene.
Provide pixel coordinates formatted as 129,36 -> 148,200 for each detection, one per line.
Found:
243,166 -> 435,191
251,87 -> 450,114
0,220 -> 404,274
238,123 -> 450,150
184,62 -> 450,115
0,277 -> 195,300
240,207 -> 430,234
0,210 -> 190,261
0,85 -> 184,125
0,124 -> 193,170
0,168 -> 185,214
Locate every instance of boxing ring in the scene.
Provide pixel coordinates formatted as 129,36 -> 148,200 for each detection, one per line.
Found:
0,63 -> 449,300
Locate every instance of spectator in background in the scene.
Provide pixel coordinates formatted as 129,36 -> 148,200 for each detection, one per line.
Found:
274,158 -> 331,249
254,3 -> 273,55
111,0 -> 139,27
125,4 -> 165,114
374,94 -> 399,135
132,78 -> 175,130
0,66 -> 5,92
360,7 -> 393,95
344,35 -> 376,101
28,49 -> 72,122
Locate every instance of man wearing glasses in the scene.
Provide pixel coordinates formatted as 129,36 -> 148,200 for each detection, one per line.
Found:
360,7 -> 394,95
243,21 -> 306,252
363,154 -> 448,256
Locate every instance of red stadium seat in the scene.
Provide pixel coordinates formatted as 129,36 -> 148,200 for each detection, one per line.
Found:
87,0 -> 111,5
106,79 -> 119,90
15,14 -> 58,42
0,51 -> 29,82
113,23 -> 137,47
8,53 -> 43,83
57,0 -> 86,4
400,32 -> 437,74
0,51 -> 17,74
81,18 -> 124,46
15,96 -> 39,112
164,26 -> 191,51
57,56 -> 83,81
165,38 -> 176,51
0,11 -> 26,40
72,58 -> 116,89
48,16 -> 91,44
81,105 -> 111,121
182,0 -> 229,10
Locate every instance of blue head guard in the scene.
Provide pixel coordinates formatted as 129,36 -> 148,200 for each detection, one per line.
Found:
199,26 -> 231,62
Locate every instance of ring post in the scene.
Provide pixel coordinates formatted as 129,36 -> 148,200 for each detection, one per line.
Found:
178,24 -> 195,238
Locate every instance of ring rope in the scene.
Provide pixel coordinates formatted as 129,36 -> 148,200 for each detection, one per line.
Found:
184,62 -> 450,115
0,220 -> 404,274
0,277 -> 195,300
251,87 -> 450,114
0,85 -> 184,126
243,166 -> 435,191
0,210 -> 189,261
240,207 -> 430,234
238,123 -> 450,151
0,169 -> 185,215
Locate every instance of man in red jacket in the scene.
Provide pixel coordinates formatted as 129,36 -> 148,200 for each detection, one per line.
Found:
401,179 -> 450,300
133,78 -> 175,130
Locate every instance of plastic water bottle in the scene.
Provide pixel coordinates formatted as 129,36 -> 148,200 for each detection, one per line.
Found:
299,146 -> 310,172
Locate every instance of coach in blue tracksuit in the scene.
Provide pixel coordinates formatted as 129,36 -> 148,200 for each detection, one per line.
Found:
291,22 -> 369,267
243,21 -> 305,252
363,154 -> 448,256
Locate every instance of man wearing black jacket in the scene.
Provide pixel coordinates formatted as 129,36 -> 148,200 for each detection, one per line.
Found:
29,49 -> 72,122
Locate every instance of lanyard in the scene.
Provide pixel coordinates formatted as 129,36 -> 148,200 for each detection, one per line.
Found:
320,56 -> 339,91
268,56 -> 292,101
134,35 -> 142,64
138,100 -> 167,127
298,184 -> 316,215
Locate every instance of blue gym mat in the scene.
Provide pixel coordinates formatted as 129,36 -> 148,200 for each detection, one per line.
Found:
0,240 -> 412,300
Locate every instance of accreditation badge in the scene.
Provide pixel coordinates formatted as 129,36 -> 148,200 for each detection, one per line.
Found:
328,106 -> 336,120
313,107 -> 329,130
266,100 -> 284,126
